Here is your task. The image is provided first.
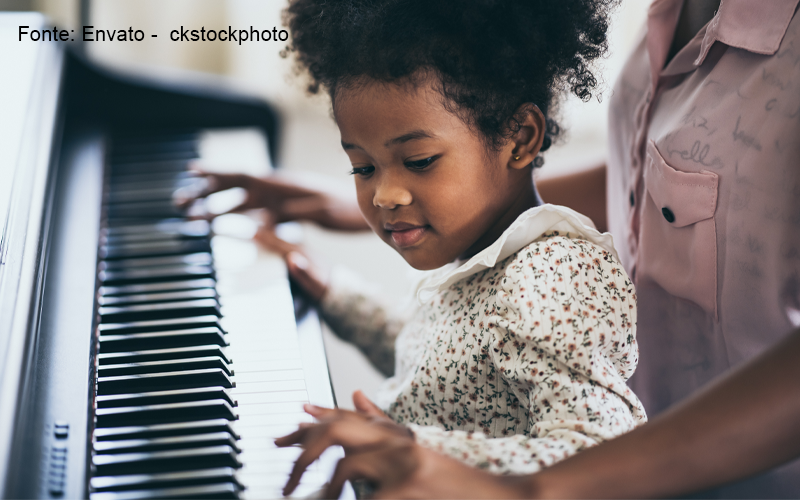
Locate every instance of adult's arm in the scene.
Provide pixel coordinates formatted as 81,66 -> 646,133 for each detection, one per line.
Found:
536,163 -> 607,232
523,326 -> 800,498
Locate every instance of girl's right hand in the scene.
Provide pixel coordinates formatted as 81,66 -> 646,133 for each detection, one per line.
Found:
174,167 -> 369,231
252,224 -> 330,303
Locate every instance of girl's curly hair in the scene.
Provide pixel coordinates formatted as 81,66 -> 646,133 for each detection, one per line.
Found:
283,0 -> 616,157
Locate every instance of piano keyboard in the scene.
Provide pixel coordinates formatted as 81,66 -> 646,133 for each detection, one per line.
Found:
88,132 -> 346,499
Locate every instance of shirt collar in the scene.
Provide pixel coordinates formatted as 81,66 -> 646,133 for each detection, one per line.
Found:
647,0 -> 800,84
415,204 -> 619,303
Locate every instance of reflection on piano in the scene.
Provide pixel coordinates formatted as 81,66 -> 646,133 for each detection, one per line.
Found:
0,13 -> 349,499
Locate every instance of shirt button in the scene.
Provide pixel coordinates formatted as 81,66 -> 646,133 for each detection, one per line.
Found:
662,207 -> 675,223
629,190 -> 635,207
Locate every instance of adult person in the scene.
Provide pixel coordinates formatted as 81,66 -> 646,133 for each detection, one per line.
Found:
188,0 -> 800,496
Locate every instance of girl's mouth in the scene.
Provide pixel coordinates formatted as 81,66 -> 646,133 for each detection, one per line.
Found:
384,222 -> 428,248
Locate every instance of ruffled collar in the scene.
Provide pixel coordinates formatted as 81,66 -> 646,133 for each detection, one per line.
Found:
415,204 -> 619,303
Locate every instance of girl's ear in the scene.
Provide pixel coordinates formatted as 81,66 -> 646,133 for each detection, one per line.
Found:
508,104 -> 546,170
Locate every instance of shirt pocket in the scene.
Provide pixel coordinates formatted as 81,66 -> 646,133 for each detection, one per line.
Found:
637,140 -> 719,318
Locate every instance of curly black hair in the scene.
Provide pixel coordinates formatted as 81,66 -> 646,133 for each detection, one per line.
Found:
283,0 -> 616,158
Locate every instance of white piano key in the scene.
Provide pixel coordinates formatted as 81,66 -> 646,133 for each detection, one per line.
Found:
234,389 -> 308,405
235,389 -> 308,405
238,446 -> 303,463
230,423 -> 297,439
232,369 -> 305,383
226,340 -> 301,355
236,401 -> 308,417
240,470 -> 326,488
234,412 -> 313,427
234,358 -> 305,374
230,379 -> 306,395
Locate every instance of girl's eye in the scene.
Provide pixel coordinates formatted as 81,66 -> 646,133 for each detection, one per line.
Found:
405,156 -> 437,170
349,166 -> 375,176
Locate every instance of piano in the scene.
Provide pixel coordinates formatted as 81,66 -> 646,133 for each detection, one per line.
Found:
0,12 -> 350,499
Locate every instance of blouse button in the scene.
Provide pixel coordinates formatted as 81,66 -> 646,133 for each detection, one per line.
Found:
662,207 -> 675,223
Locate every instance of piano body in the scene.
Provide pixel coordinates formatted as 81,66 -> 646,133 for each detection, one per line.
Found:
0,12 -> 348,499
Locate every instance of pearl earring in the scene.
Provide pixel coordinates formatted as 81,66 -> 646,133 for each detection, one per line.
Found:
514,155 -> 520,161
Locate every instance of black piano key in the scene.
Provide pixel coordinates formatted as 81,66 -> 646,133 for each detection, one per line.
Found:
98,356 -> 233,378
101,239 -> 212,260
90,467 -> 242,493
90,482 -> 240,500
99,299 -> 221,323
99,288 -> 217,307
92,445 -> 241,476
107,200 -> 185,219
99,266 -> 215,286
99,316 -> 223,335
112,135 -> 198,155
100,279 -> 217,297
105,219 -> 208,237
98,328 -> 227,353
107,171 -> 196,191
98,345 -> 231,365
97,368 -> 234,395
110,160 -> 196,176
94,432 -> 240,455
101,253 -> 213,271
97,386 -> 235,409
95,419 -> 239,442
106,187 -> 183,204
95,400 -> 237,427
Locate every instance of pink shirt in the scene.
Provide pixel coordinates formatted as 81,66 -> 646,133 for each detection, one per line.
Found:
608,0 -> 800,495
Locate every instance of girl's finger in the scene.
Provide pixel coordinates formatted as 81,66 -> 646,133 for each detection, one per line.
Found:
287,254 -> 329,302
352,390 -> 387,418
274,426 -> 310,447
283,428 -> 337,496
302,403 -> 340,419
324,452 -> 379,500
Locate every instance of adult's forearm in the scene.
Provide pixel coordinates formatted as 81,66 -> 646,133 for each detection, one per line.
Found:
526,328 -> 800,499
535,164 -> 607,232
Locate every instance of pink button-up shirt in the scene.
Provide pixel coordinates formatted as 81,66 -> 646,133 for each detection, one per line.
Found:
608,0 -> 800,495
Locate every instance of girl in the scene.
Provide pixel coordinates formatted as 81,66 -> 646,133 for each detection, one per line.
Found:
196,0 -> 646,496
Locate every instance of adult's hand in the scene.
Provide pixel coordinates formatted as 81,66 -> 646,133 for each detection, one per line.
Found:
174,168 -> 369,231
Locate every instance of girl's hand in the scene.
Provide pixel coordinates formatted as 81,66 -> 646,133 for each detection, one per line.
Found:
252,224 -> 330,303
275,394 -> 526,499
275,402 -> 414,498
174,167 -> 368,231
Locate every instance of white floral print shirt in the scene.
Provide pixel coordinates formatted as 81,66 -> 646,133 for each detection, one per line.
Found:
321,204 -> 647,474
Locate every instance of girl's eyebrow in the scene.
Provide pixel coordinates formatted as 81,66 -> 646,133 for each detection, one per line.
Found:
384,130 -> 436,147
341,130 -> 436,151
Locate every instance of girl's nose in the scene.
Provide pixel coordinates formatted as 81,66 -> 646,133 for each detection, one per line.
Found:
373,178 -> 412,209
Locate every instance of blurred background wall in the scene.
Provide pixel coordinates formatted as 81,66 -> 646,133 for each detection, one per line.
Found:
0,0 -> 649,409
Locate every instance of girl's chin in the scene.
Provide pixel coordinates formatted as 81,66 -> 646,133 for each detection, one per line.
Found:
394,245 -> 455,271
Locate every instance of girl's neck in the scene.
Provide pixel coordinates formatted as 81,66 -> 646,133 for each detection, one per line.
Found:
458,176 -> 541,261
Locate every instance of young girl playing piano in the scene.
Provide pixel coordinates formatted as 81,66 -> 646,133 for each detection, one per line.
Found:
191,0 -> 645,495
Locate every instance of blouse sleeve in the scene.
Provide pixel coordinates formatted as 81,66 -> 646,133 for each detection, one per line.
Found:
319,266 -> 406,377
407,234 -> 647,474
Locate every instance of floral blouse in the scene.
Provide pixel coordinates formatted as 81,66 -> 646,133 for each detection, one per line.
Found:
320,204 -> 647,474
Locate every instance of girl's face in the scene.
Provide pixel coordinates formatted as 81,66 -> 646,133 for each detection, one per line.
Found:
335,77 -> 540,270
